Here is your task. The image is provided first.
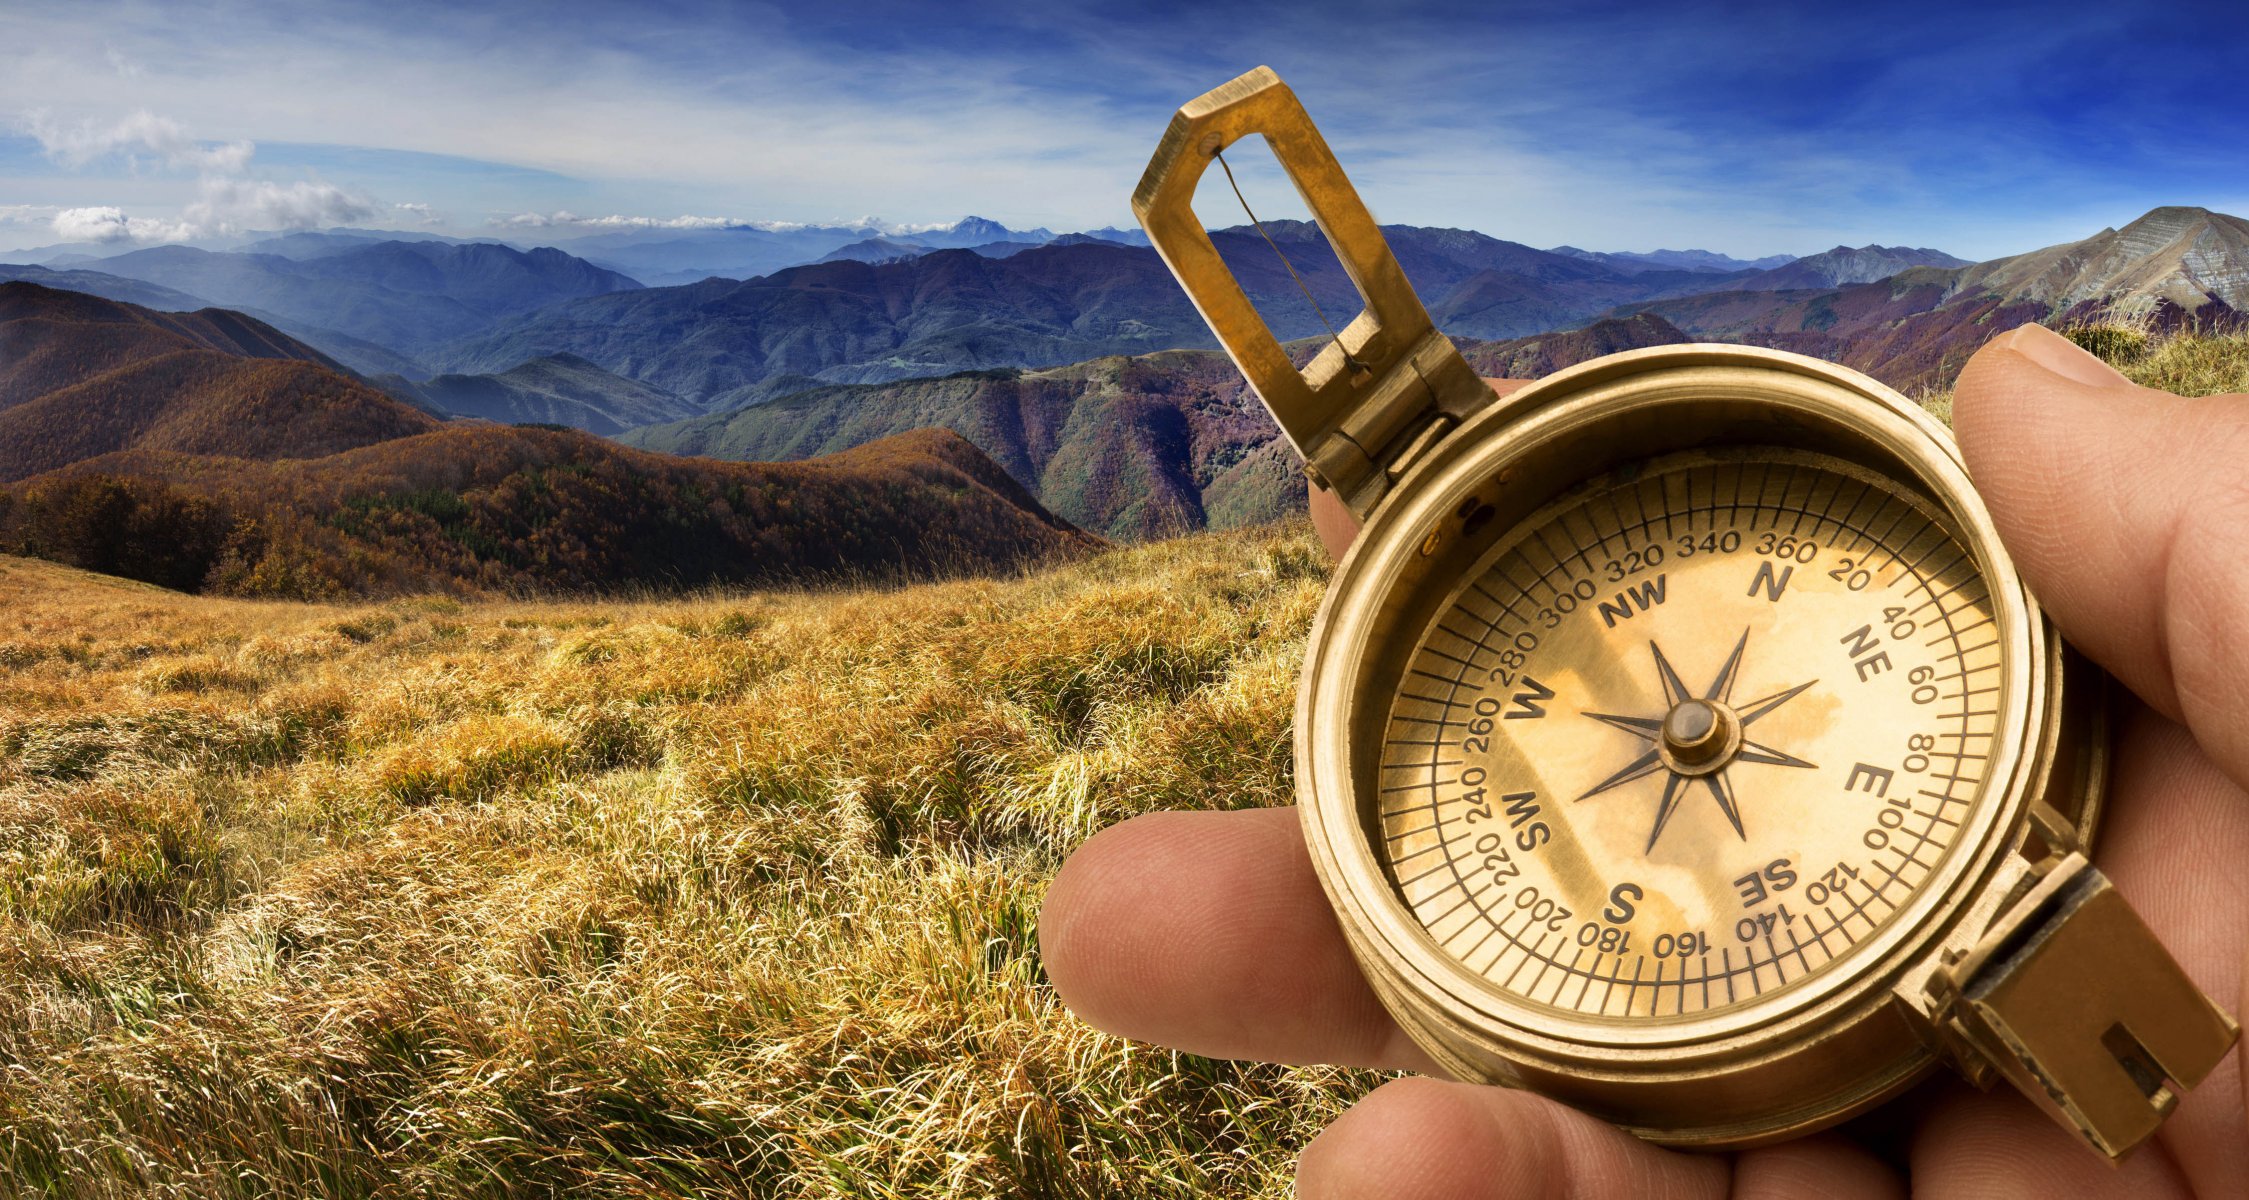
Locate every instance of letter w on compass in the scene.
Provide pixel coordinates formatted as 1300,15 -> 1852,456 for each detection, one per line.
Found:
1579,629 -> 1817,852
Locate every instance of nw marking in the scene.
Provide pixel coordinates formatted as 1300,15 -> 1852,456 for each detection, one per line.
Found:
1598,574 -> 1669,628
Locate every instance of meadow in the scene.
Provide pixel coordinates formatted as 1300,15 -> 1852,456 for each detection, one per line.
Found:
0,525 -> 1368,1198
2,326 -> 2241,1198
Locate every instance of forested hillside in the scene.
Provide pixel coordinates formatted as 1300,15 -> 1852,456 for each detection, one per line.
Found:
0,425 -> 1095,597
0,283 -> 437,481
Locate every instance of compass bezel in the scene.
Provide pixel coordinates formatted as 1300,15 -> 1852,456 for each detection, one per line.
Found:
1297,344 -> 2073,1142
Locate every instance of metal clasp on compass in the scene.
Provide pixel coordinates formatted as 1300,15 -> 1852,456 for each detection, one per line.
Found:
1932,852 -> 2240,1159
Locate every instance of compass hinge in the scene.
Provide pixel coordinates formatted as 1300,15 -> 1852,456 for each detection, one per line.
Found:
1933,852 -> 2239,1159
1301,326 -> 1489,515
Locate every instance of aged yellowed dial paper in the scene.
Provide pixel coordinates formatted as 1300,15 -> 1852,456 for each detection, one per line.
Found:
1382,451 -> 1999,1020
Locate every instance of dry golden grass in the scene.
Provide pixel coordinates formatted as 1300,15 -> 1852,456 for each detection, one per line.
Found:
0,526 -> 1371,1198
1916,324 -> 2249,426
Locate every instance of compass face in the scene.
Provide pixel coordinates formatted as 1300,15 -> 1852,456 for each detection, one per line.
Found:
1379,448 -> 2006,1022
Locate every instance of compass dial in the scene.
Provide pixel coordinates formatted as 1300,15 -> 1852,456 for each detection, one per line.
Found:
1379,449 -> 2005,1021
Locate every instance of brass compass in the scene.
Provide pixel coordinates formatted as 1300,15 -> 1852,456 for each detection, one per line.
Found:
1132,67 -> 2238,1158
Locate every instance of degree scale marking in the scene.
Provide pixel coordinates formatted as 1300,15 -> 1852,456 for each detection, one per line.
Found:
1379,456 -> 2002,1018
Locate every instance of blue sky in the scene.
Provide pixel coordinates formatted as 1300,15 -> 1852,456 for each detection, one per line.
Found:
3,0 -> 2245,259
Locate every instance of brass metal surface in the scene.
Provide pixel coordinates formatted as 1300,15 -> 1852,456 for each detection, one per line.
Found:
1135,66 -> 2240,1160
1130,66 -> 1488,515
1379,449 -> 1999,1022
1944,853 -> 2241,1158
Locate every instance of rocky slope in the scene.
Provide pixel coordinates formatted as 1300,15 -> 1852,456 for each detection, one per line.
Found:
1610,206 -> 2249,390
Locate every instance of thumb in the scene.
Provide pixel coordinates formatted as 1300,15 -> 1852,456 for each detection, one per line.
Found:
1953,324 -> 2249,789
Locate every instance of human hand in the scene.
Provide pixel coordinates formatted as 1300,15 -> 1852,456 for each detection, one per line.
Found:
1038,334 -> 2249,1198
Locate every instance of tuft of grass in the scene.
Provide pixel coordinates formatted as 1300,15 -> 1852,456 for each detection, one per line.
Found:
2060,317 -> 2152,366
2125,325 -> 2249,397
0,523 -> 1370,1198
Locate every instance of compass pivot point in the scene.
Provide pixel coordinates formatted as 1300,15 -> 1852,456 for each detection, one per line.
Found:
1659,698 -> 1736,773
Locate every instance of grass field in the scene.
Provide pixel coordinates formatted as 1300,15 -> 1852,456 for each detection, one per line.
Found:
0,525 -> 1374,1198
4,327 -> 2243,1198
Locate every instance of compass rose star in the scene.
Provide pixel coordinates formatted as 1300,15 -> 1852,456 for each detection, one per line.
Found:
1577,629 -> 1818,853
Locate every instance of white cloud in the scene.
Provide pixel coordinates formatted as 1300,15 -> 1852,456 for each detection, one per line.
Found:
51,205 -> 194,244
491,211 -> 930,235
26,108 -> 252,173
184,176 -> 372,234
391,201 -> 443,226
495,210 -> 749,231
24,105 -> 376,244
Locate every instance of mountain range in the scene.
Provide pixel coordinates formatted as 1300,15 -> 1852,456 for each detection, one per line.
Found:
1731,245 -> 1971,290
425,223 -> 1776,409
1547,246 -> 1795,274
46,241 -> 642,358
2,219 -> 1797,389
525,216 -> 1056,287
610,207 -> 2245,536
7,203 -> 2242,579
619,313 -> 1693,540
0,283 -> 1091,595
1613,206 -> 2246,389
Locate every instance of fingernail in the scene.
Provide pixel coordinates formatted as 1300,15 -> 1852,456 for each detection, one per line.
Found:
2000,324 -> 2133,390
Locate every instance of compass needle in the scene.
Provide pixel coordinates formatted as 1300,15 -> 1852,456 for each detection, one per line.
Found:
1579,749 -> 1665,801
1737,680 -> 1818,726
1144,66 -> 2238,1158
1704,628 -> 1750,702
1648,641 -> 1692,707
1643,772 -> 1689,854
1736,739 -> 1817,770
1704,771 -> 1747,840
1583,711 -> 1663,740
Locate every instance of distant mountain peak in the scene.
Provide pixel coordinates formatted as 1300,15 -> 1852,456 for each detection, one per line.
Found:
2126,204 -> 2214,227
2114,205 -> 2233,257
1736,244 -> 1969,290
1546,245 -> 1796,274
904,216 -> 1055,249
1967,204 -> 2249,317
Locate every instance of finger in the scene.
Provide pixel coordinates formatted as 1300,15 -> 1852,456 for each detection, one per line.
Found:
1952,324 -> 2249,787
1039,805 -> 1434,1071
2077,704 -> 2249,1194
1295,1077 -> 1729,1200
1310,485 -> 1358,560
1906,1083 -> 2192,1199
1729,1134 -> 1904,1200
1307,377 -> 1539,560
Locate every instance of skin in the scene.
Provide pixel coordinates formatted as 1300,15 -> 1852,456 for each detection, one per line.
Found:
1038,325 -> 2249,1197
